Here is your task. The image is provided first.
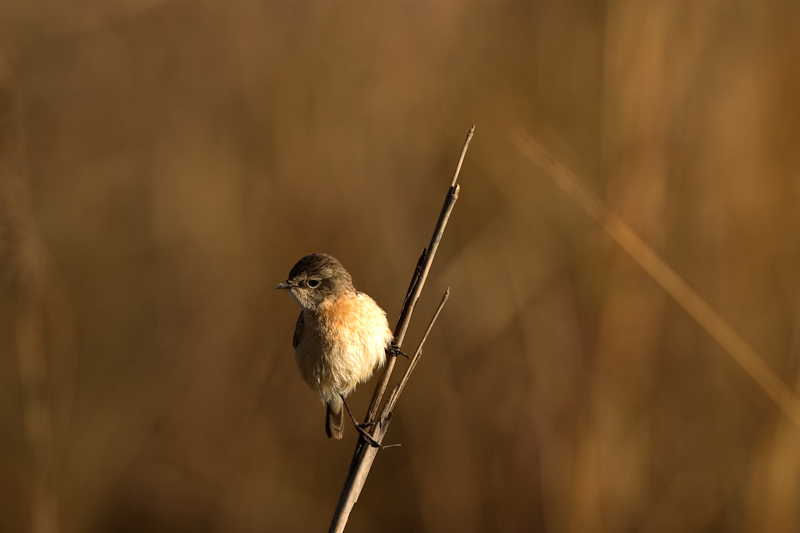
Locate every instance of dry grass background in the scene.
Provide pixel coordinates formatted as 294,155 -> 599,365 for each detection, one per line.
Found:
1,1 -> 800,532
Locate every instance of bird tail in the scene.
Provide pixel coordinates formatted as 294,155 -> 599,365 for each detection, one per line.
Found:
326,398 -> 344,439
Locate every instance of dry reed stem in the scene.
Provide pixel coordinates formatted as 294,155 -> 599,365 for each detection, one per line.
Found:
328,127 -> 473,533
511,129 -> 800,430
365,126 -> 474,424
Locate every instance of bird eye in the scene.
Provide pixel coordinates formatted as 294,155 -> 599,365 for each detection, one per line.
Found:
307,279 -> 321,288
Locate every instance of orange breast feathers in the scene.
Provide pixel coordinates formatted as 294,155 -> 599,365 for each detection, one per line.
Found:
314,292 -> 393,368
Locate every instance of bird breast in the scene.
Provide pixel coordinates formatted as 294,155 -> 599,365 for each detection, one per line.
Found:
294,292 -> 393,402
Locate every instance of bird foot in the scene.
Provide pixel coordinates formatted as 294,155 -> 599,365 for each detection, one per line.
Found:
340,395 -> 401,449
388,344 -> 408,359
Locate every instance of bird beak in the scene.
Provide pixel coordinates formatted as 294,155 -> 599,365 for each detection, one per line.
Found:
275,280 -> 294,290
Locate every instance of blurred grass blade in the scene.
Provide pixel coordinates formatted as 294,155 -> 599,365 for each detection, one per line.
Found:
512,129 -> 800,429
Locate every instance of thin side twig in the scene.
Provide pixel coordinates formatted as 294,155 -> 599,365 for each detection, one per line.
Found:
380,289 -> 450,446
383,288 -> 450,418
328,127 -> 473,533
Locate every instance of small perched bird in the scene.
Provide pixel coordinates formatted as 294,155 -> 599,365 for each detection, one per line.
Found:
275,253 -> 394,439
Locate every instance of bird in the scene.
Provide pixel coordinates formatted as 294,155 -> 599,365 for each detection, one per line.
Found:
275,253 -> 395,440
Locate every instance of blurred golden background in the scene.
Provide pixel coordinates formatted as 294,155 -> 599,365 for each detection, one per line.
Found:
2,1 -> 800,532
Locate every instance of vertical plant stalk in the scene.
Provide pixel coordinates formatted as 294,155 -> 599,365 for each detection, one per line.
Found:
328,126 -> 474,533
1,60 -> 66,533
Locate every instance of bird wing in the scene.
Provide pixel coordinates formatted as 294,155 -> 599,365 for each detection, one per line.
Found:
292,311 -> 304,349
